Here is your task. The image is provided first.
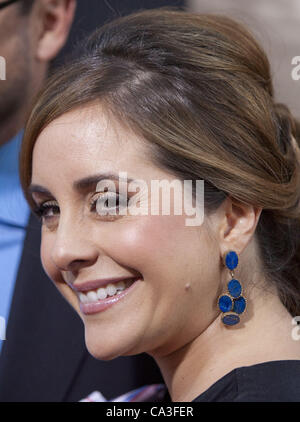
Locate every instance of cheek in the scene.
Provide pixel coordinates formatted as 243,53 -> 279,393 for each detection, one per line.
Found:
105,214 -> 211,284
106,215 -> 181,266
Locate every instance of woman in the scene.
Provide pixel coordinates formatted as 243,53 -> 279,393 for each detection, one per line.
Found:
19,7 -> 300,401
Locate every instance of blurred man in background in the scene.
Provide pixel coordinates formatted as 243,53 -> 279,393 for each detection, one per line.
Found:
0,0 -> 75,146
0,0 -> 163,401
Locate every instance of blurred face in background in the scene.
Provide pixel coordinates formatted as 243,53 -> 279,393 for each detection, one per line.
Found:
0,0 -> 76,145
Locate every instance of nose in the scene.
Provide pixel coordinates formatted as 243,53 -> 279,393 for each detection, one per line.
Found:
51,216 -> 98,272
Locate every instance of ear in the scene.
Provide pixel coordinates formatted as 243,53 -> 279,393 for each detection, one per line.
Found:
35,0 -> 76,62
217,196 -> 262,257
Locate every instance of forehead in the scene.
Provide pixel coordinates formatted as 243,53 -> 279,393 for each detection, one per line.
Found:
31,103 -> 151,184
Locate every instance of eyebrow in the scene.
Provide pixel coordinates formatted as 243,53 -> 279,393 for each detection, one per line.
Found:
28,172 -> 134,198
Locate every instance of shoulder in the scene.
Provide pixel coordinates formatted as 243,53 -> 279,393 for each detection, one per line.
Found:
193,360 -> 300,402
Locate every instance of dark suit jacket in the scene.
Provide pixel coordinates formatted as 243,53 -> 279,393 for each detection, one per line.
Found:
0,212 -> 163,402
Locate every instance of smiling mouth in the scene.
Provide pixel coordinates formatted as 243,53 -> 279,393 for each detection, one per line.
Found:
77,278 -> 136,304
76,277 -> 141,316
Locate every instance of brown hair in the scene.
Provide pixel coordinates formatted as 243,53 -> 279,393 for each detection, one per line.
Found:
20,7 -> 300,316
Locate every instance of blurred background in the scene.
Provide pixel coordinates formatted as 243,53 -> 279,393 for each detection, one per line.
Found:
57,0 -> 299,118
188,0 -> 300,119
52,0 -> 185,66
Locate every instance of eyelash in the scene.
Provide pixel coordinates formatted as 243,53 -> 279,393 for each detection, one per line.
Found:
33,192 -> 125,222
33,201 -> 59,221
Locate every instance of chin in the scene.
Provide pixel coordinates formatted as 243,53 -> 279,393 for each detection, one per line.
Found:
85,342 -> 118,361
83,322 -> 139,361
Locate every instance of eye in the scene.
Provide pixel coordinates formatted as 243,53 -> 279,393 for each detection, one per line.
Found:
91,191 -> 128,216
33,200 -> 59,221
33,192 -> 129,224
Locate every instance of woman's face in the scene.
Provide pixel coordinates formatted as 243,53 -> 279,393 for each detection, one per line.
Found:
30,103 -> 222,360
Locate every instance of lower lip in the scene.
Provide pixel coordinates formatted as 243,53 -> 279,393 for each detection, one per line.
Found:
79,279 -> 141,315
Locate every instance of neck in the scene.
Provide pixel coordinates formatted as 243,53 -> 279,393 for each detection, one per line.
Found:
153,283 -> 299,402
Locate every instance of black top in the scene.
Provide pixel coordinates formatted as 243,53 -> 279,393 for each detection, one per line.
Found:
192,360 -> 300,402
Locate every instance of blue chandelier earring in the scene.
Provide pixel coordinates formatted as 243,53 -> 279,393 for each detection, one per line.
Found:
218,251 -> 246,326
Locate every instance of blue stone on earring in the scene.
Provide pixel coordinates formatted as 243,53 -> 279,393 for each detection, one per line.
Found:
227,279 -> 242,298
221,312 -> 240,326
218,294 -> 233,313
225,251 -> 238,270
233,296 -> 246,314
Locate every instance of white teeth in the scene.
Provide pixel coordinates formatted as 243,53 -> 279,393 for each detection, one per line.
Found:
97,287 -> 107,300
78,278 -> 136,304
116,281 -> 126,291
106,283 -> 117,296
79,293 -> 89,304
87,291 -> 98,303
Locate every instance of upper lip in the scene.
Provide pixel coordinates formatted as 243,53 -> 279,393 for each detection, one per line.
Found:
70,276 -> 140,293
